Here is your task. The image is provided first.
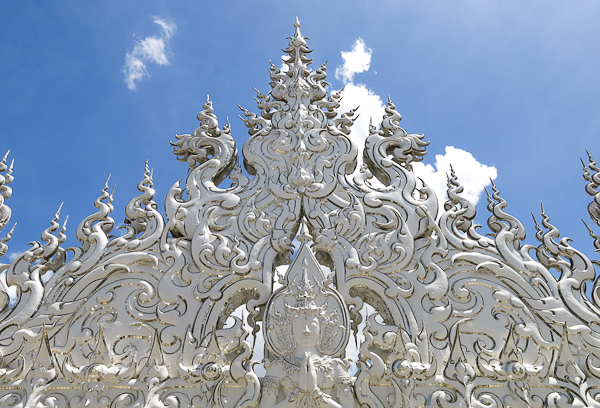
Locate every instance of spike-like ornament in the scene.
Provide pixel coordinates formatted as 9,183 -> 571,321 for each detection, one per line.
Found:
0,19 -> 599,408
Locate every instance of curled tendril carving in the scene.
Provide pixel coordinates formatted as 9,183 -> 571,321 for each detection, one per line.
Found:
0,19 -> 597,408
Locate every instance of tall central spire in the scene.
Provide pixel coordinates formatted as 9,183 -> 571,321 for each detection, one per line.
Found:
283,17 -> 312,67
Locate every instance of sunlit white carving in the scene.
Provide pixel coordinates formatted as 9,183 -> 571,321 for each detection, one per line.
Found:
0,17 -> 598,408
261,227 -> 355,408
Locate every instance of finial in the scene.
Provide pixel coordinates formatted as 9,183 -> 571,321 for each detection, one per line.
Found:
582,219 -> 600,252
1,223 -> 16,243
0,150 -> 9,171
292,258 -> 317,306
294,16 -> 301,37
297,219 -> 311,244
55,202 -> 63,219
282,17 -> 311,67
32,324 -> 56,370
532,212 -> 543,241
59,216 -> 68,245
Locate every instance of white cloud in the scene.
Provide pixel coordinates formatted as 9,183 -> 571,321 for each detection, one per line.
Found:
0,271 -> 17,304
335,38 -> 372,84
338,83 -> 385,166
333,38 -> 497,208
412,146 -> 498,206
334,38 -> 386,169
123,17 -> 177,91
279,55 -> 289,73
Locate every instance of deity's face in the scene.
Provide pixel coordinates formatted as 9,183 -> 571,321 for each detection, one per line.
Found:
292,315 -> 320,348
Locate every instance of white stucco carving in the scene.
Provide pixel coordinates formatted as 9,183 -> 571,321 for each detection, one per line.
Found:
260,227 -> 355,408
0,18 -> 600,408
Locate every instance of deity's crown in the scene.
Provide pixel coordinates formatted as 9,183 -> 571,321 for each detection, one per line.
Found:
285,260 -> 327,317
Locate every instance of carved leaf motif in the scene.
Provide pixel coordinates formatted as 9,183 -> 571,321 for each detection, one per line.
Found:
0,19 -> 599,408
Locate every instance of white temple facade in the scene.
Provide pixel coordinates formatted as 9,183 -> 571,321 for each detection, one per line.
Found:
0,20 -> 600,408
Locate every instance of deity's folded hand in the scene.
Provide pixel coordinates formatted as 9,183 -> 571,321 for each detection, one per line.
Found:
306,355 -> 319,391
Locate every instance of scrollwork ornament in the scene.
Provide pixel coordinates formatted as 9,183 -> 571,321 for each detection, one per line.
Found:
0,18 -> 599,408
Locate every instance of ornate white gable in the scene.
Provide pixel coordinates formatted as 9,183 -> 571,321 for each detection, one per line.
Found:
0,19 -> 600,408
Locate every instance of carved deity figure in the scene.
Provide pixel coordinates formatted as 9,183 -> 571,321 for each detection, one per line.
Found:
260,243 -> 357,408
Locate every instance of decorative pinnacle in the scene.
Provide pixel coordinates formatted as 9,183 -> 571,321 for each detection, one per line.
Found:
0,151 -> 10,172
296,259 -> 316,303
294,16 -> 301,38
283,17 -> 311,66
297,219 -> 311,244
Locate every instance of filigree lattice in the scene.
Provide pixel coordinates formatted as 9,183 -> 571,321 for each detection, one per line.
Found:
0,19 -> 597,408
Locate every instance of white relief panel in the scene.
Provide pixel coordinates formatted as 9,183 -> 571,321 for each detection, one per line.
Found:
0,18 -> 598,408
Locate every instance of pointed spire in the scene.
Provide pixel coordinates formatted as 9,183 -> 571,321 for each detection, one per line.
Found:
582,220 -> 600,252
27,324 -> 60,384
147,328 -> 165,367
90,326 -> 112,366
391,326 -> 408,360
0,151 -> 13,233
444,164 -> 468,216
120,165 -> 150,238
282,17 -> 312,67
297,219 -> 311,244
32,324 -> 56,371
534,202 -> 562,259
375,97 -> 428,169
499,325 -> 521,364
58,216 -> 68,246
368,117 -> 377,136
0,222 -> 15,260
0,151 -> 13,184
202,326 -> 226,367
171,96 -> 232,171
485,179 -> 525,242
294,257 -> 317,307
37,203 -> 66,260
294,16 -> 301,38
181,325 -> 197,362
444,324 -> 475,386
554,324 -> 586,385
196,95 -> 218,130
143,160 -> 153,188
380,97 -> 403,137
582,150 -> 600,227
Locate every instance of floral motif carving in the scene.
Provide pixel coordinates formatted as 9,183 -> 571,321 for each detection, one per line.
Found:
0,18 -> 598,408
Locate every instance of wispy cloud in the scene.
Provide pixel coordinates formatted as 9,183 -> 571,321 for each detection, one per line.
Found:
123,17 -> 177,91
413,146 -> 498,206
334,38 -> 497,207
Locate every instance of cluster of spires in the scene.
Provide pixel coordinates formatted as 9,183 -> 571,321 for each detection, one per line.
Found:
0,20 -> 597,408
0,143 -> 599,290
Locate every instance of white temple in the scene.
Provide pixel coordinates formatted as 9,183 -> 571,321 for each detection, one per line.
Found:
0,19 -> 600,408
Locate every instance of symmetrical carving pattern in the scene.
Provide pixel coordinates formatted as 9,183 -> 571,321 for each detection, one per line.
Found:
0,19 -> 599,408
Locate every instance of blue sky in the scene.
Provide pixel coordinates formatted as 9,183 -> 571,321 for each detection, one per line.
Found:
1,1 -> 600,267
